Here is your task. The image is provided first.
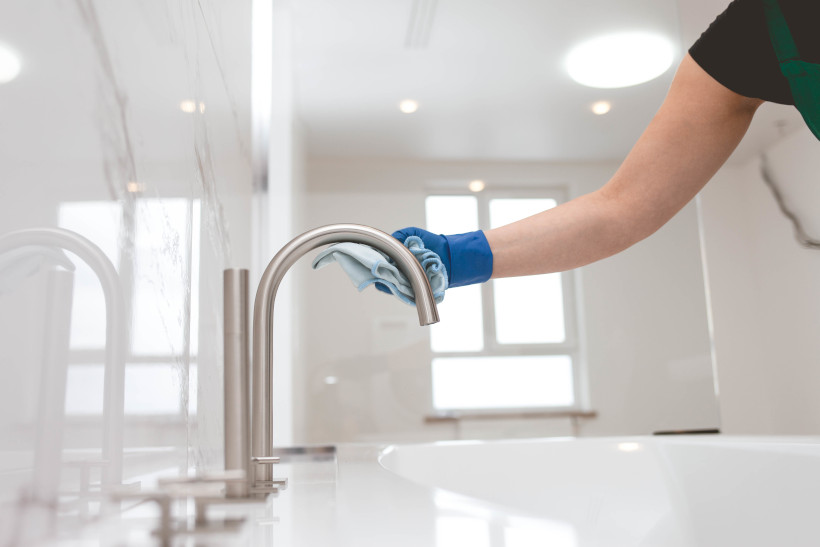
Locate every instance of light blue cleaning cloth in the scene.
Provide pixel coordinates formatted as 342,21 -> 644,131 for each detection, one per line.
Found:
311,236 -> 447,305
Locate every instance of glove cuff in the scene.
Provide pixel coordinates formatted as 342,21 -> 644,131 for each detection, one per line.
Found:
443,231 -> 494,287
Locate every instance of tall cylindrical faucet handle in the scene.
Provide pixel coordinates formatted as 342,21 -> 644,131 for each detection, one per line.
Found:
223,269 -> 250,498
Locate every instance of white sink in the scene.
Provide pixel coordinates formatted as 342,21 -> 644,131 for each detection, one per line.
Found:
379,435 -> 820,546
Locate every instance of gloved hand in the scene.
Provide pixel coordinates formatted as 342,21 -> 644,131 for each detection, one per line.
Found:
376,227 -> 493,293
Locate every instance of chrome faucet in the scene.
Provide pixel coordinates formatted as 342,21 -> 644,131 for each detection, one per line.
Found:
224,224 -> 439,497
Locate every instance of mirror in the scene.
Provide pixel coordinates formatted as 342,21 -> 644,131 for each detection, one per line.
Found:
0,1 -> 254,533
289,0 -> 729,444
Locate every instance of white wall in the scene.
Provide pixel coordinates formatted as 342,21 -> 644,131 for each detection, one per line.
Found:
294,158 -> 719,443
259,0 -> 305,448
699,126 -> 820,434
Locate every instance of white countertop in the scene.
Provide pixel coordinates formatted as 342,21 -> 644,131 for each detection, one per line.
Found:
58,443 -> 544,547
42,435 -> 820,546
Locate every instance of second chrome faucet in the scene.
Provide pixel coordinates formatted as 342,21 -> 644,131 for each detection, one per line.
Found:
223,224 -> 440,497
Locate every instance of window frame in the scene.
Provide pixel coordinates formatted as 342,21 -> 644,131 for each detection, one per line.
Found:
426,187 -> 585,415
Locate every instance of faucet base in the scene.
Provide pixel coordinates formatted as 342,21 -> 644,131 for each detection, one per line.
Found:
250,456 -> 287,494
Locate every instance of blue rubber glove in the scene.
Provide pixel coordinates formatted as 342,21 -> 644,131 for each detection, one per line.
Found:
376,227 -> 493,292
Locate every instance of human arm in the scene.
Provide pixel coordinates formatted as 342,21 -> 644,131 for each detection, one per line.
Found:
486,53 -> 764,278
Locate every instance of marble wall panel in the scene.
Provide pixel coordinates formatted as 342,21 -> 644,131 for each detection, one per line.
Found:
0,1 -> 253,541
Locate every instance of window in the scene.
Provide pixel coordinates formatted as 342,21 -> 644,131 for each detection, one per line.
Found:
426,191 -> 582,413
58,198 -> 200,418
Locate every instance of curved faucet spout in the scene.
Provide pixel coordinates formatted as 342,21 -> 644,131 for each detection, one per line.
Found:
251,224 -> 440,484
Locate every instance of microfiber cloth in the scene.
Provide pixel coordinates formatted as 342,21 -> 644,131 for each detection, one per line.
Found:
311,236 -> 447,305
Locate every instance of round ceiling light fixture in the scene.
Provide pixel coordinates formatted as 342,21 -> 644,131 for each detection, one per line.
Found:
399,99 -> 419,114
468,179 -> 486,192
566,32 -> 674,89
0,43 -> 22,85
591,100 -> 611,115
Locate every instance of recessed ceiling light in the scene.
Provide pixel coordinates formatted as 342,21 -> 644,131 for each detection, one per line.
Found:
468,180 -> 486,192
180,100 -> 196,113
566,32 -> 674,89
0,43 -> 22,85
591,101 -> 611,115
399,99 -> 419,114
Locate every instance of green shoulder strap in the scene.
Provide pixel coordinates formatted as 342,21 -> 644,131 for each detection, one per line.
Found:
762,0 -> 820,140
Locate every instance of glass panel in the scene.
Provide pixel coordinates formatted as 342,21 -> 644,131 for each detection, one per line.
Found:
505,516 -> 578,547
64,364 -> 105,415
58,201 -> 123,266
66,363 -> 184,416
432,355 -> 574,410
123,363 -> 182,415
426,195 -> 483,351
190,200 -> 201,356
132,198 -> 190,356
436,517 -> 490,547
489,198 -> 565,344
494,275 -> 565,344
58,202 -> 123,350
425,195 -> 479,233
429,284 -> 483,352
188,364 -> 198,415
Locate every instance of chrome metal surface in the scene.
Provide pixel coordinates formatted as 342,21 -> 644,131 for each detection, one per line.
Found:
251,456 -> 281,493
249,486 -> 280,495
251,456 -> 281,464
251,224 -> 440,484
256,478 -> 289,490
223,269 -> 250,497
270,445 -> 337,463
271,445 -> 336,456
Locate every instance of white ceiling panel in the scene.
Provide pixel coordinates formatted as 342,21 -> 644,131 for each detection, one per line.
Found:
291,0 -> 803,163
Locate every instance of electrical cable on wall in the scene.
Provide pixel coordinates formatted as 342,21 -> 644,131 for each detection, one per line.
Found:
759,154 -> 820,250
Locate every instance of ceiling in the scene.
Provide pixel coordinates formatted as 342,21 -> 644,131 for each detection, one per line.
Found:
290,0 -> 803,163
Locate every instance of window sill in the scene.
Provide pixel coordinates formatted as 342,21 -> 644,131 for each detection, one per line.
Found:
424,409 -> 597,424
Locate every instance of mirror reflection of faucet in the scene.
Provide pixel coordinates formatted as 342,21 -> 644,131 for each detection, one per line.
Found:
224,223 -> 440,498
0,228 -> 128,534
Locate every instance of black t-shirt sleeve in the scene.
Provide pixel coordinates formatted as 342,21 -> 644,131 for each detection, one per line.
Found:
689,0 -> 793,105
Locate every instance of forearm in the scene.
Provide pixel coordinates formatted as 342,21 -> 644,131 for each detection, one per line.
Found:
486,118 -> 731,278
485,189 -> 650,277
486,54 -> 762,279
485,130 -> 743,279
